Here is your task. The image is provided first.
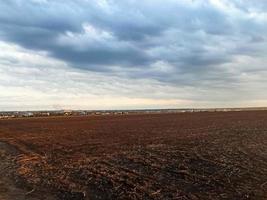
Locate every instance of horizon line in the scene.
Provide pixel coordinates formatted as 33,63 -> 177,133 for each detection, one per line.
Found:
1,106 -> 267,113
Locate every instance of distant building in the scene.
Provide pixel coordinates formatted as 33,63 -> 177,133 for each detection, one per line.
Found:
23,112 -> 34,117
64,110 -> 73,116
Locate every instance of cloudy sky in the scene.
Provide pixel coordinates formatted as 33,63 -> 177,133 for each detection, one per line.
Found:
0,0 -> 267,111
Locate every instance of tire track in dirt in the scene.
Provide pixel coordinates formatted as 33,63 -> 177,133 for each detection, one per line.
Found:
0,141 -> 56,200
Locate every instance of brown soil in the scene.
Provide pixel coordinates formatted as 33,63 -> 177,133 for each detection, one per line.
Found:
0,142 -> 56,200
0,111 -> 267,199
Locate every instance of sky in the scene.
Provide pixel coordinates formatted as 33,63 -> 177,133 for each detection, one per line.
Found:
0,0 -> 267,111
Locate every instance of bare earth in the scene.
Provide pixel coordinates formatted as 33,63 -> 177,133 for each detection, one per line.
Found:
0,141 -> 56,200
0,111 -> 267,199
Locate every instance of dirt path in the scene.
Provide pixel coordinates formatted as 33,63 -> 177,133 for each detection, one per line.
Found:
0,141 -> 56,200
0,173 -> 40,200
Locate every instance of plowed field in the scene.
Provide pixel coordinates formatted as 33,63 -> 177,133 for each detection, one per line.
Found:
0,111 -> 267,199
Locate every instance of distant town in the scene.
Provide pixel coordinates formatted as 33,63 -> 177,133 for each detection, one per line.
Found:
1,107 -> 267,119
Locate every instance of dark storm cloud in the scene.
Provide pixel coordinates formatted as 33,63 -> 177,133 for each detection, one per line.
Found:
0,0 -> 266,85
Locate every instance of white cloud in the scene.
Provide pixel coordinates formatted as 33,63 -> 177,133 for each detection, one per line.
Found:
0,1 -> 267,110
1,38 -> 267,110
0,41 -> 196,110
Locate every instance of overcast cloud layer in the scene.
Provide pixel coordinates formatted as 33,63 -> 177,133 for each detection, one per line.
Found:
0,0 -> 267,110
